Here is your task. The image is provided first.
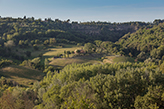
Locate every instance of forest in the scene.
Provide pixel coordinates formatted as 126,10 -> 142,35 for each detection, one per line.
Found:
0,16 -> 164,109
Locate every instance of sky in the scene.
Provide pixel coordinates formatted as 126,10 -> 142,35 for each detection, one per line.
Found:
0,0 -> 164,23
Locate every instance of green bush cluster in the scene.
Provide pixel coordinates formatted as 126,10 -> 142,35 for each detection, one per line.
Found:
30,62 -> 164,109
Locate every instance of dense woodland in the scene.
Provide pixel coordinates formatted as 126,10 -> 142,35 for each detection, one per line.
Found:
0,16 -> 164,108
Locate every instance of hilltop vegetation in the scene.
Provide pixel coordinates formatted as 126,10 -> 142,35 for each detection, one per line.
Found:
0,16 -> 150,43
117,22 -> 164,59
0,16 -> 144,61
1,16 -> 164,108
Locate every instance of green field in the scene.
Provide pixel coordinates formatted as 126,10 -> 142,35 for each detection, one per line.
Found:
113,56 -> 134,63
2,45 -> 135,87
42,45 -> 86,68
0,45 -> 104,87
41,45 -> 135,68
43,45 -> 82,57
0,65 -> 44,87
12,44 -> 82,59
49,54 -> 103,68
103,55 -> 135,63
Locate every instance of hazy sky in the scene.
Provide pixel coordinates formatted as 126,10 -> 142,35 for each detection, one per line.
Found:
0,0 -> 164,22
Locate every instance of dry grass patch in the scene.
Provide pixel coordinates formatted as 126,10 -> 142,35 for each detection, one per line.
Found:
49,58 -> 86,67
103,55 -> 134,64
43,46 -> 82,57
0,65 -> 44,87
49,54 -> 102,68
103,56 -> 116,64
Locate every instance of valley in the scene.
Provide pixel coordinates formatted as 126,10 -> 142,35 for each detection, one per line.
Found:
0,17 -> 164,108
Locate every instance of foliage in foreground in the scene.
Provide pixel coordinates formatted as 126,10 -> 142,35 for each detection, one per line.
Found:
31,62 -> 164,109
0,59 -> 164,108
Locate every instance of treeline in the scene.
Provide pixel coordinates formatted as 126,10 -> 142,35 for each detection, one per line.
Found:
0,16 -> 160,45
0,17 -> 86,44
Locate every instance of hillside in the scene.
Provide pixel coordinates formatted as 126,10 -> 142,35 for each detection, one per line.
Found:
0,17 -> 150,44
117,22 -> 164,59
1,17 -> 164,109
0,65 -> 44,86
0,17 -> 152,62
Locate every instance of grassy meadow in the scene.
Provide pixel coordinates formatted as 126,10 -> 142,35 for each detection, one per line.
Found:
0,65 -> 44,87
0,44 -> 84,86
49,54 -> 103,68
43,45 -> 82,57
1,44 -> 135,87
103,55 -> 135,64
41,45 -> 104,68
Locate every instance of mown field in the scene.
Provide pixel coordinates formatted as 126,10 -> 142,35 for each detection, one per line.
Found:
0,65 -> 44,87
0,44 -> 84,86
1,44 -> 135,87
42,45 -> 104,68
41,45 -> 134,68
12,44 -> 82,58
43,45 -> 82,57
103,55 -> 135,63
49,54 -> 103,68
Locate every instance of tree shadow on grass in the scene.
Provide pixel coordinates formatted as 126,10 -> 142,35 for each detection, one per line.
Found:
0,66 -> 44,81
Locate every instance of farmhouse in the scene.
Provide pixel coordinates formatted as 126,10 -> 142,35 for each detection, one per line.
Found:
74,49 -> 85,54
